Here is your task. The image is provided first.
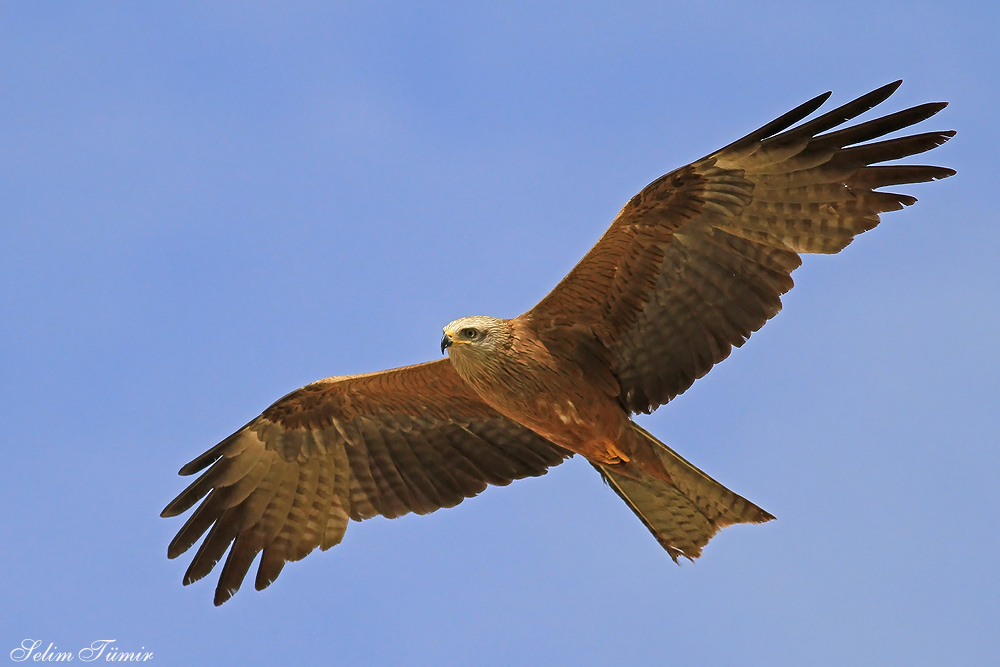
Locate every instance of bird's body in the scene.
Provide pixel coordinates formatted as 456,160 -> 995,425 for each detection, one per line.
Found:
444,315 -> 633,467
162,81 -> 954,605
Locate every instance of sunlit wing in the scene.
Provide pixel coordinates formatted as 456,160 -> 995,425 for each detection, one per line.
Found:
161,359 -> 570,605
525,81 -> 954,413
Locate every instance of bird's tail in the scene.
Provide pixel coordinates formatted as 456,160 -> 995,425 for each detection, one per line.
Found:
595,422 -> 774,561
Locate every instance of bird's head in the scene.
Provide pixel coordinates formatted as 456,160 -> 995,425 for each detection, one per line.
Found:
441,315 -> 508,358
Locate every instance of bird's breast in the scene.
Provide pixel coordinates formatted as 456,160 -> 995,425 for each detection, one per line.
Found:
450,350 -> 627,459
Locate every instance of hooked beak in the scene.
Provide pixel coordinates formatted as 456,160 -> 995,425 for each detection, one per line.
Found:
440,332 -> 452,354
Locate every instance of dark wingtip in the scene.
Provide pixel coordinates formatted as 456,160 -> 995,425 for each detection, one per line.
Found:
853,80 -> 903,113
214,586 -> 236,606
718,89 -> 833,155
178,451 -> 225,476
178,462 -> 204,476
161,494 -> 192,518
166,529 -> 194,559
182,566 -> 207,587
934,130 -> 958,150
815,90 -> 834,106
177,424 -> 255,476
873,79 -> 904,100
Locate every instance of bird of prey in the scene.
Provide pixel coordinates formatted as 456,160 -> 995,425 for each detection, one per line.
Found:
162,81 -> 954,605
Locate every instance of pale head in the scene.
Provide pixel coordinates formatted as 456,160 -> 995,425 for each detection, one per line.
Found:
440,315 -> 509,357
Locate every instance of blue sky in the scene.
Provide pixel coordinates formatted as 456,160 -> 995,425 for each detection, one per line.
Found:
2,3 -> 997,665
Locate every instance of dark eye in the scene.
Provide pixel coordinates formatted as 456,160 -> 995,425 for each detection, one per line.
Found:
462,328 -> 477,339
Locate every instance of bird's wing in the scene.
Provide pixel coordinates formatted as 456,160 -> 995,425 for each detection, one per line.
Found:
161,358 -> 570,605
524,81 -> 954,414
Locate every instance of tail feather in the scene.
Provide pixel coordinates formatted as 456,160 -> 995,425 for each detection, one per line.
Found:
596,423 -> 773,561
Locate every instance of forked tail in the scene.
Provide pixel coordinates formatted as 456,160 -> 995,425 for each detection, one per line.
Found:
595,423 -> 774,561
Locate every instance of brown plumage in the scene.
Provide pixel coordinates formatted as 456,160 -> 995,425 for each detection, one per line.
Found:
163,81 -> 954,604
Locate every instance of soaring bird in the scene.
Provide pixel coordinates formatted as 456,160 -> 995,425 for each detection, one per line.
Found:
162,81 -> 954,605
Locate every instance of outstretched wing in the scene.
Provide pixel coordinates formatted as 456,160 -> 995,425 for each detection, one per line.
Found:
161,359 -> 570,605
524,81 -> 955,413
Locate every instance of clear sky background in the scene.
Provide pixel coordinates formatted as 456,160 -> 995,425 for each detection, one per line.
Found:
2,3 -> 997,665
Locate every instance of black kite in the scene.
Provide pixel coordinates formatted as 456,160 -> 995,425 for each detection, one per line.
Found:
162,81 -> 954,605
